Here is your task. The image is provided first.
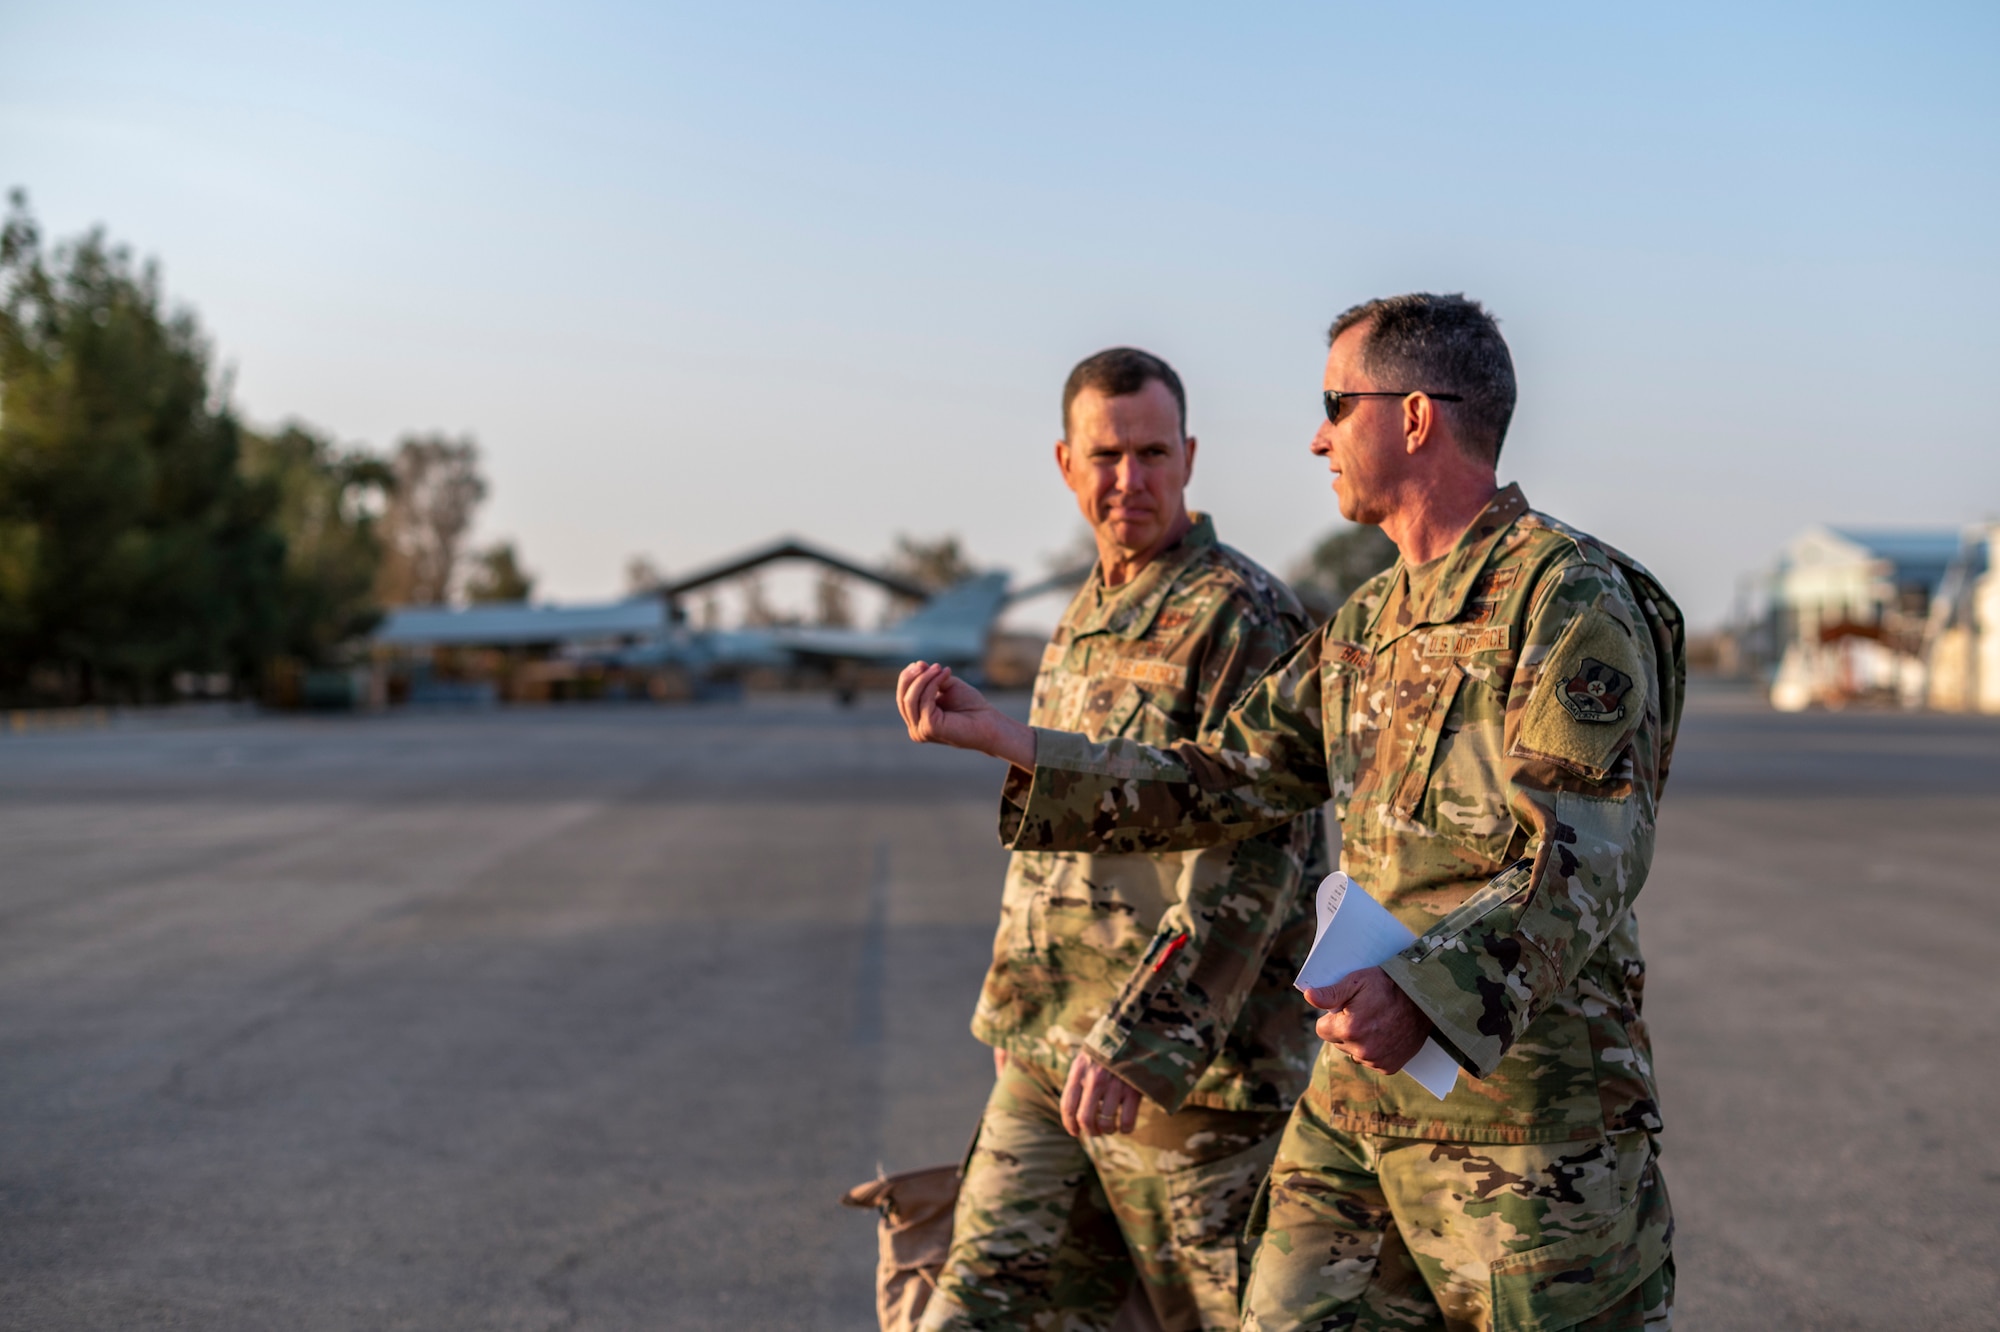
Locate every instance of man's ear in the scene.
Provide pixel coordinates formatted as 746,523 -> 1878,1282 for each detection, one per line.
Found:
1181,434 -> 1198,483
1055,439 -> 1080,495
1402,395 -> 1436,456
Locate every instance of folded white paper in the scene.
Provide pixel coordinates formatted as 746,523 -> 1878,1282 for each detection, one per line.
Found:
1294,872 -> 1460,1100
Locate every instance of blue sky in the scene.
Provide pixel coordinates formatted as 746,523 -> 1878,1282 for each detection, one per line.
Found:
4,1 -> 1996,625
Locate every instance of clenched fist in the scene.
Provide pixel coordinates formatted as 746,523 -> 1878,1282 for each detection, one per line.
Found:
895,661 -> 1036,769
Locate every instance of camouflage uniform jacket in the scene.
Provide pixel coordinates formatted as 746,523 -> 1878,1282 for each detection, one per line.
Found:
1000,486 -> 1686,1144
974,513 -> 1325,1114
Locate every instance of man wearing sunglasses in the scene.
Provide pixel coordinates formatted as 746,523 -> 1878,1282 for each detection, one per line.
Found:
899,295 -> 1683,1331
920,347 -> 1327,1332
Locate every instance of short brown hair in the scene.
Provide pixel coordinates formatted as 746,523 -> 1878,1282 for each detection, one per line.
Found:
1061,347 -> 1186,438
1328,293 -> 1516,461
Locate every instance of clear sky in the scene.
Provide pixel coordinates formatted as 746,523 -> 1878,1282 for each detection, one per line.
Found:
4,1 -> 1996,627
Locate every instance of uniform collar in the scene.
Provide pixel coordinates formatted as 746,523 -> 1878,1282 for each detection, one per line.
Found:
1365,484 -> 1531,645
1066,512 -> 1217,641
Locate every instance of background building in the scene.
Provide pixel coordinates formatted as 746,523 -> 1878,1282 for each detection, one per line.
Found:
1767,527 -> 1957,710
1925,525 -> 2000,714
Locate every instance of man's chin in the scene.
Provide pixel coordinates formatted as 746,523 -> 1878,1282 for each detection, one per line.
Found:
1104,521 -> 1159,549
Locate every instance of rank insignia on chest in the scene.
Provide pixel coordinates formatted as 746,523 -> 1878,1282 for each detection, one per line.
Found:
1561,658 -> 1634,723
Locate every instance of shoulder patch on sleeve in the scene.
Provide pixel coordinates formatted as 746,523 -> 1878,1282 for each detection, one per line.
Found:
1515,609 -> 1647,779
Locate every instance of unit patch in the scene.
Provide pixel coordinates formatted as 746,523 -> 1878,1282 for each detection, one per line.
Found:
1560,658 -> 1634,724
1111,657 -> 1189,690
1514,609 -> 1649,780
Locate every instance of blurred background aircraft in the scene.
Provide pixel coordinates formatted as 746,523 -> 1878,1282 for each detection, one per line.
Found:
369,536 -> 1029,707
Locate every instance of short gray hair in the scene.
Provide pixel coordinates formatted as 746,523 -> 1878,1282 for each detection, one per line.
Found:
1328,293 -> 1516,461
1062,346 -> 1186,438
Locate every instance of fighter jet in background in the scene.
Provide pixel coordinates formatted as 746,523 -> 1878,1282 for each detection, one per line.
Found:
375,537 -> 1027,705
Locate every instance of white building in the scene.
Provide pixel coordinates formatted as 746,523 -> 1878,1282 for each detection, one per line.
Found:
1924,525 -> 2000,714
1767,526 -> 1960,711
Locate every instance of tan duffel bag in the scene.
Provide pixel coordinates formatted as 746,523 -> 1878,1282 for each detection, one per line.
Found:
841,1163 -> 962,1332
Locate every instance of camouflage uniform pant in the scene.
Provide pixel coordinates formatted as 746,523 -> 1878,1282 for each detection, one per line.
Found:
922,1055 -> 1290,1332
1242,1099 -> 1673,1332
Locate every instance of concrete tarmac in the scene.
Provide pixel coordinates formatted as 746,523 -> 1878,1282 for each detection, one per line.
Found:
0,685 -> 1995,1330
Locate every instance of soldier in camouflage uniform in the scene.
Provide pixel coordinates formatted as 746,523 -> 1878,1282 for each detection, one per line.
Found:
900,297 -> 1682,1331
921,348 -> 1325,1332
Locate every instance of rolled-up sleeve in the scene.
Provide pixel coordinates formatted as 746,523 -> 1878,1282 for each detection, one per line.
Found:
1000,631 -> 1333,856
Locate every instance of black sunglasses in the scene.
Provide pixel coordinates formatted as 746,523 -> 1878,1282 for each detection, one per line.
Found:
1323,389 -> 1463,425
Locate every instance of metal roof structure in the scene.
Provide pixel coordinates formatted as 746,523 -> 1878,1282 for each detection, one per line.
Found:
1816,527 -> 1963,592
661,536 -> 930,602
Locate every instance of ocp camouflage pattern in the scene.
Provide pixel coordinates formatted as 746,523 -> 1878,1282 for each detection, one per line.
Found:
999,486 -> 1687,1146
1241,1116 -> 1673,1330
925,1056 -> 1289,1331
973,513 -> 1326,1114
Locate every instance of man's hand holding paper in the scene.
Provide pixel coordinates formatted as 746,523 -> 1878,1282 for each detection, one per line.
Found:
1305,967 -> 1432,1076
1295,872 -> 1460,1099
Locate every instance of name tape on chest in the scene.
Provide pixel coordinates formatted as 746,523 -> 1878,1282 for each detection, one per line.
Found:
1420,624 -> 1513,657
1327,640 -> 1374,672
1110,657 -> 1190,690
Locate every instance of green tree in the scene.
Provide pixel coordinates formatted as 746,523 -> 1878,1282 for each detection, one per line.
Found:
888,533 -> 975,592
464,541 -> 534,603
814,569 -> 853,626
624,555 -> 664,596
239,423 -> 393,662
1290,523 -> 1399,622
374,434 -> 486,606
0,190 -> 287,703
884,533 -> 976,621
